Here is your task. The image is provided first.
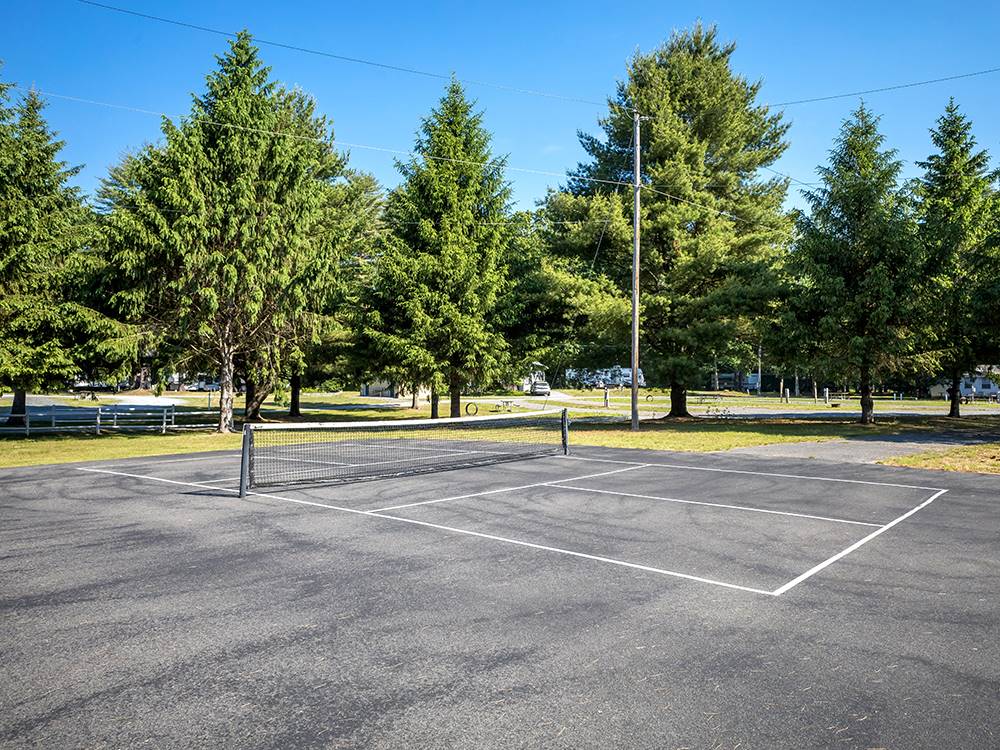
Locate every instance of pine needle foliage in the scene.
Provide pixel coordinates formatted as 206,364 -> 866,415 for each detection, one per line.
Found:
359,81 -> 512,417
0,83 -> 136,423
915,99 -> 999,416
545,24 -> 791,415
101,33 -> 350,431
790,105 -> 923,424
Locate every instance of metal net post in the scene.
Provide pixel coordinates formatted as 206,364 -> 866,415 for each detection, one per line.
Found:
561,409 -> 569,455
239,425 -> 253,498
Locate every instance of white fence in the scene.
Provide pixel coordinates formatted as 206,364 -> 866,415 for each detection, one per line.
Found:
0,405 -> 217,436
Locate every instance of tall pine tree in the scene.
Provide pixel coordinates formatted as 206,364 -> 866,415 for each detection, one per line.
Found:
360,81 -> 511,418
543,24 -> 791,416
0,85 -> 134,424
791,105 -> 921,424
916,99 -> 998,416
102,33 -> 349,431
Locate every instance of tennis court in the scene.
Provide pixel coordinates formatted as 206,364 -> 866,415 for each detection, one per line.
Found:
3,413 -> 999,747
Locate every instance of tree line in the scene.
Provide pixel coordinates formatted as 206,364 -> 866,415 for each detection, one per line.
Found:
2,25 -> 998,430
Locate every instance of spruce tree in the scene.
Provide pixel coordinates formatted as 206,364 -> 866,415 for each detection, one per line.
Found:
792,105 -> 920,424
102,33 -> 349,431
363,81 -> 511,418
0,85 -> 134,424
544,24 -> 791,416
916,99 -> 998,416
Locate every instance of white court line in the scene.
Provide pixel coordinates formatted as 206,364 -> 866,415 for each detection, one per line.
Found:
76,466 -> 773,596
368,510 -> 777,596
263,449 -> 486,469
286,442 -> 513,456
368,465 -> 647,513
550,484 -> 882,528
772,488 -> 949,596
561,454 -> 945,491
108,453 -> 239,467
198,476 -> 241,484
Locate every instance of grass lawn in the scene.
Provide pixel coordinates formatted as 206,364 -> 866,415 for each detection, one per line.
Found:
0,431 -> 244,468
881,443 -> 1000,475
567,414 -> 1000,452
567,417 -> 885,452
4,389 -> 1000,470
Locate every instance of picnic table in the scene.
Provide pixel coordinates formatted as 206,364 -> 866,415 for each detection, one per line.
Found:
494,399 -> 516,412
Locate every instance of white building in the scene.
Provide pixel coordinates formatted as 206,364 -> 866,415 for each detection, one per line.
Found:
565,366 -> 646,388
928,370 -> 998,400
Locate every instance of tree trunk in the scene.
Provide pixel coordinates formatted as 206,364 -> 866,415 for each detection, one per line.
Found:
430,385 -> 440,419
449,372 -> 462,418
289,373 -> 301,418
411,383 -> 419,409
244,379 -> 271,422
244,379 -> 257,420
779,377 -> 784,401
794,371 -> 800,397
218,349 -> 235,433
812,378 -> 818,404
7,388 -> 27,426
712,357 -> 719,391
668,379 -> 690,417
859,363 -> 875,425
948,370 -> 961,417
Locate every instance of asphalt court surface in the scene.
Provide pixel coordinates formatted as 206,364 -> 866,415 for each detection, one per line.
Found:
81,448 -> 945,596
2,444 -> 999,748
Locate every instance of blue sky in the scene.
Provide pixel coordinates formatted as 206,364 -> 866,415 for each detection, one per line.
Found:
3,1 -> 998,212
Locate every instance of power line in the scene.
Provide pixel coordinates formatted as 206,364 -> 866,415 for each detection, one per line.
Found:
761,165 -> 818,188
769,65 -> 1000,107
75,0 -> 605,107
18,85 -> 795,236
18,86 -> 634,190
641,185 -> 793,237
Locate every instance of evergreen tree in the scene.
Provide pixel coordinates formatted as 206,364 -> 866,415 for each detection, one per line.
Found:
544,24 -> 791,416
791,105 -> 921,424
102,33 -> 349,431
361,81 -> 511,418
916,99 -> 998,416
0,85 -> 134,424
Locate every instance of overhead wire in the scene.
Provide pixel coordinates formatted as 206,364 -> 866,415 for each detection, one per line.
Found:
22,85 -> 796,239
69,0 -> 1000,194
769,66 -> 1000,107
74,0 -> 606,107
18,86 -> 637,190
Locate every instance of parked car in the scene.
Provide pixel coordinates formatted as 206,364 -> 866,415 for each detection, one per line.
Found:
530,381 -> 551,396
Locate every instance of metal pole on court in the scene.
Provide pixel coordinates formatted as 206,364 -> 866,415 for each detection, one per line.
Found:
630,109 -> 641,432
239,424 -> 252,498
561,408 -> 570,455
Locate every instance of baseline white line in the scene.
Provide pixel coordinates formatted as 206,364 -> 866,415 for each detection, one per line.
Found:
550,484 -> 882,527
78,467 -> 363,512
771,488 -> 949,596
286,442 -> 511,456
107,453 -> 239,467
198,476 -> 241,484
367,510 -> 777,596
560,454 -> 944,491
368,465 -> 647,513
262,449 -> 485,469
76,466 -> 773,596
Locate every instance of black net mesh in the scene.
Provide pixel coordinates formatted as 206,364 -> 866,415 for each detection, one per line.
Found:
247,409 -> 568,489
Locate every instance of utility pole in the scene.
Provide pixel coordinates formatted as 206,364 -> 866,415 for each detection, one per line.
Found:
630,110 -> 641,431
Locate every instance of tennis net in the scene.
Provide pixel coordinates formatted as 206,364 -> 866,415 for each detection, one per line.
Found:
239,408 -> 569,494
